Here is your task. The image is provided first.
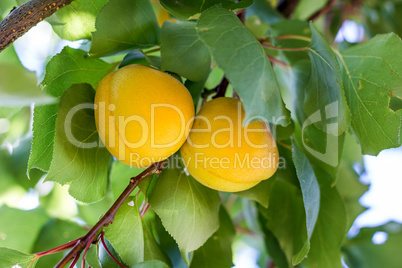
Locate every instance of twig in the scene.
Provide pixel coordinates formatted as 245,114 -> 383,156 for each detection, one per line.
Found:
266,54 -> 289,71
276,35 -> 311,42
212,77 -> 229,99
261,43 -> 309,52
55,160 -> 166,267
308,0 -> 338,21
236,9 -> 245,23
0,0 -> 74,53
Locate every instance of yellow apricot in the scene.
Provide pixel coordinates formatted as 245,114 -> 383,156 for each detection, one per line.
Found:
95,64 -> 194,168
180,97 -> 278,192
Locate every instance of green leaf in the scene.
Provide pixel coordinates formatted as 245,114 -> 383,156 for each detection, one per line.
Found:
42,47 -> 113,98
363,1 -> 402,38
104,198 -> 144,266
0,46 -> 53,106
32,219 -> 86,267
119,50 -> 150,68
0,248 -> 37,268
293,0 -> 327,20
48,0 -> 108,40
294,115 -> 345,178
234,177 -> 276,208
143,221 -> 172,266
247,0 -> 283,24
258,180 -> 309,266
159,0 -> 253,20
45,84 -> 110,203
335,134 -> 368,230
133,260 -> 170,268
305,23 -> 350,136
110,160 -> 145,199
27,104 -> 58,179
343,222 -> 402,268
185,78 -> 207,109
85,245 -> 101,268
257,218 -> 289,268
338,33 -> 402,155
302,169 -> 347,268
0,206 -> 49,253
161,21 -> 210,81
336,161 -> 368,230
191,206 -> 235,268
196,6 -> 290,126
149,162 -> 221,252
98,237 -> 124,268
292,140 -> 320,240
89,0 -> 160,57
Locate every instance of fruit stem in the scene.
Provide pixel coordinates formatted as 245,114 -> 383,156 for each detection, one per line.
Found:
54,160 -> 167,268
278,141 -> 292,151
212,77 -> 230,99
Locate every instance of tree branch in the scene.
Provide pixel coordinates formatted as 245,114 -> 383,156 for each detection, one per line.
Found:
55,160 -> 167,268
0,0 -> 74,53
308,0 -> 337,21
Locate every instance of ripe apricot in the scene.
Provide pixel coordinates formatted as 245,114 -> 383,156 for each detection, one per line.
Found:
95,64 -> 194,168
180,97 -> 278,192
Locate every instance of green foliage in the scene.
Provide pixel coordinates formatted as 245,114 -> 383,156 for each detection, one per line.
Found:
0,46 -> 53,106
190,206 -> 235,268
0,248 -> 37,268
48,0 -> 108,41
149,161 -> 221,253
0,206 -> 48,252
27,104 -> 58,179
305,23 -> 350,135
161,21 -> 211,82
258,180 -> 308,265
159,0 -> 253,20
292,141 -> 320,240
32,219 -> 86,267
42,47 -> 113,97
339,33 -> 402,155
197,6 -> 290,126
343,222 -> 402,268
89,0 -> 160,57
45,84 -> 110,203
104,198 -> 144,266
1,0 -> 401,267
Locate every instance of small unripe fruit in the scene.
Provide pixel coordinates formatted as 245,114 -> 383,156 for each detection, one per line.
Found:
95,64 -> 194,168
180,97 -> 278,192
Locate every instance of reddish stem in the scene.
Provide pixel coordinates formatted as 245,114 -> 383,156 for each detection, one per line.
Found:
266,54 -> 289,71
141,203 -> 150,218
36,236 -> 83,257
81,233 -> 96,268
68,254 -> 79,268
55,161 -> 166,267
139,200 -> 146,212
100,232 -> 127,268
